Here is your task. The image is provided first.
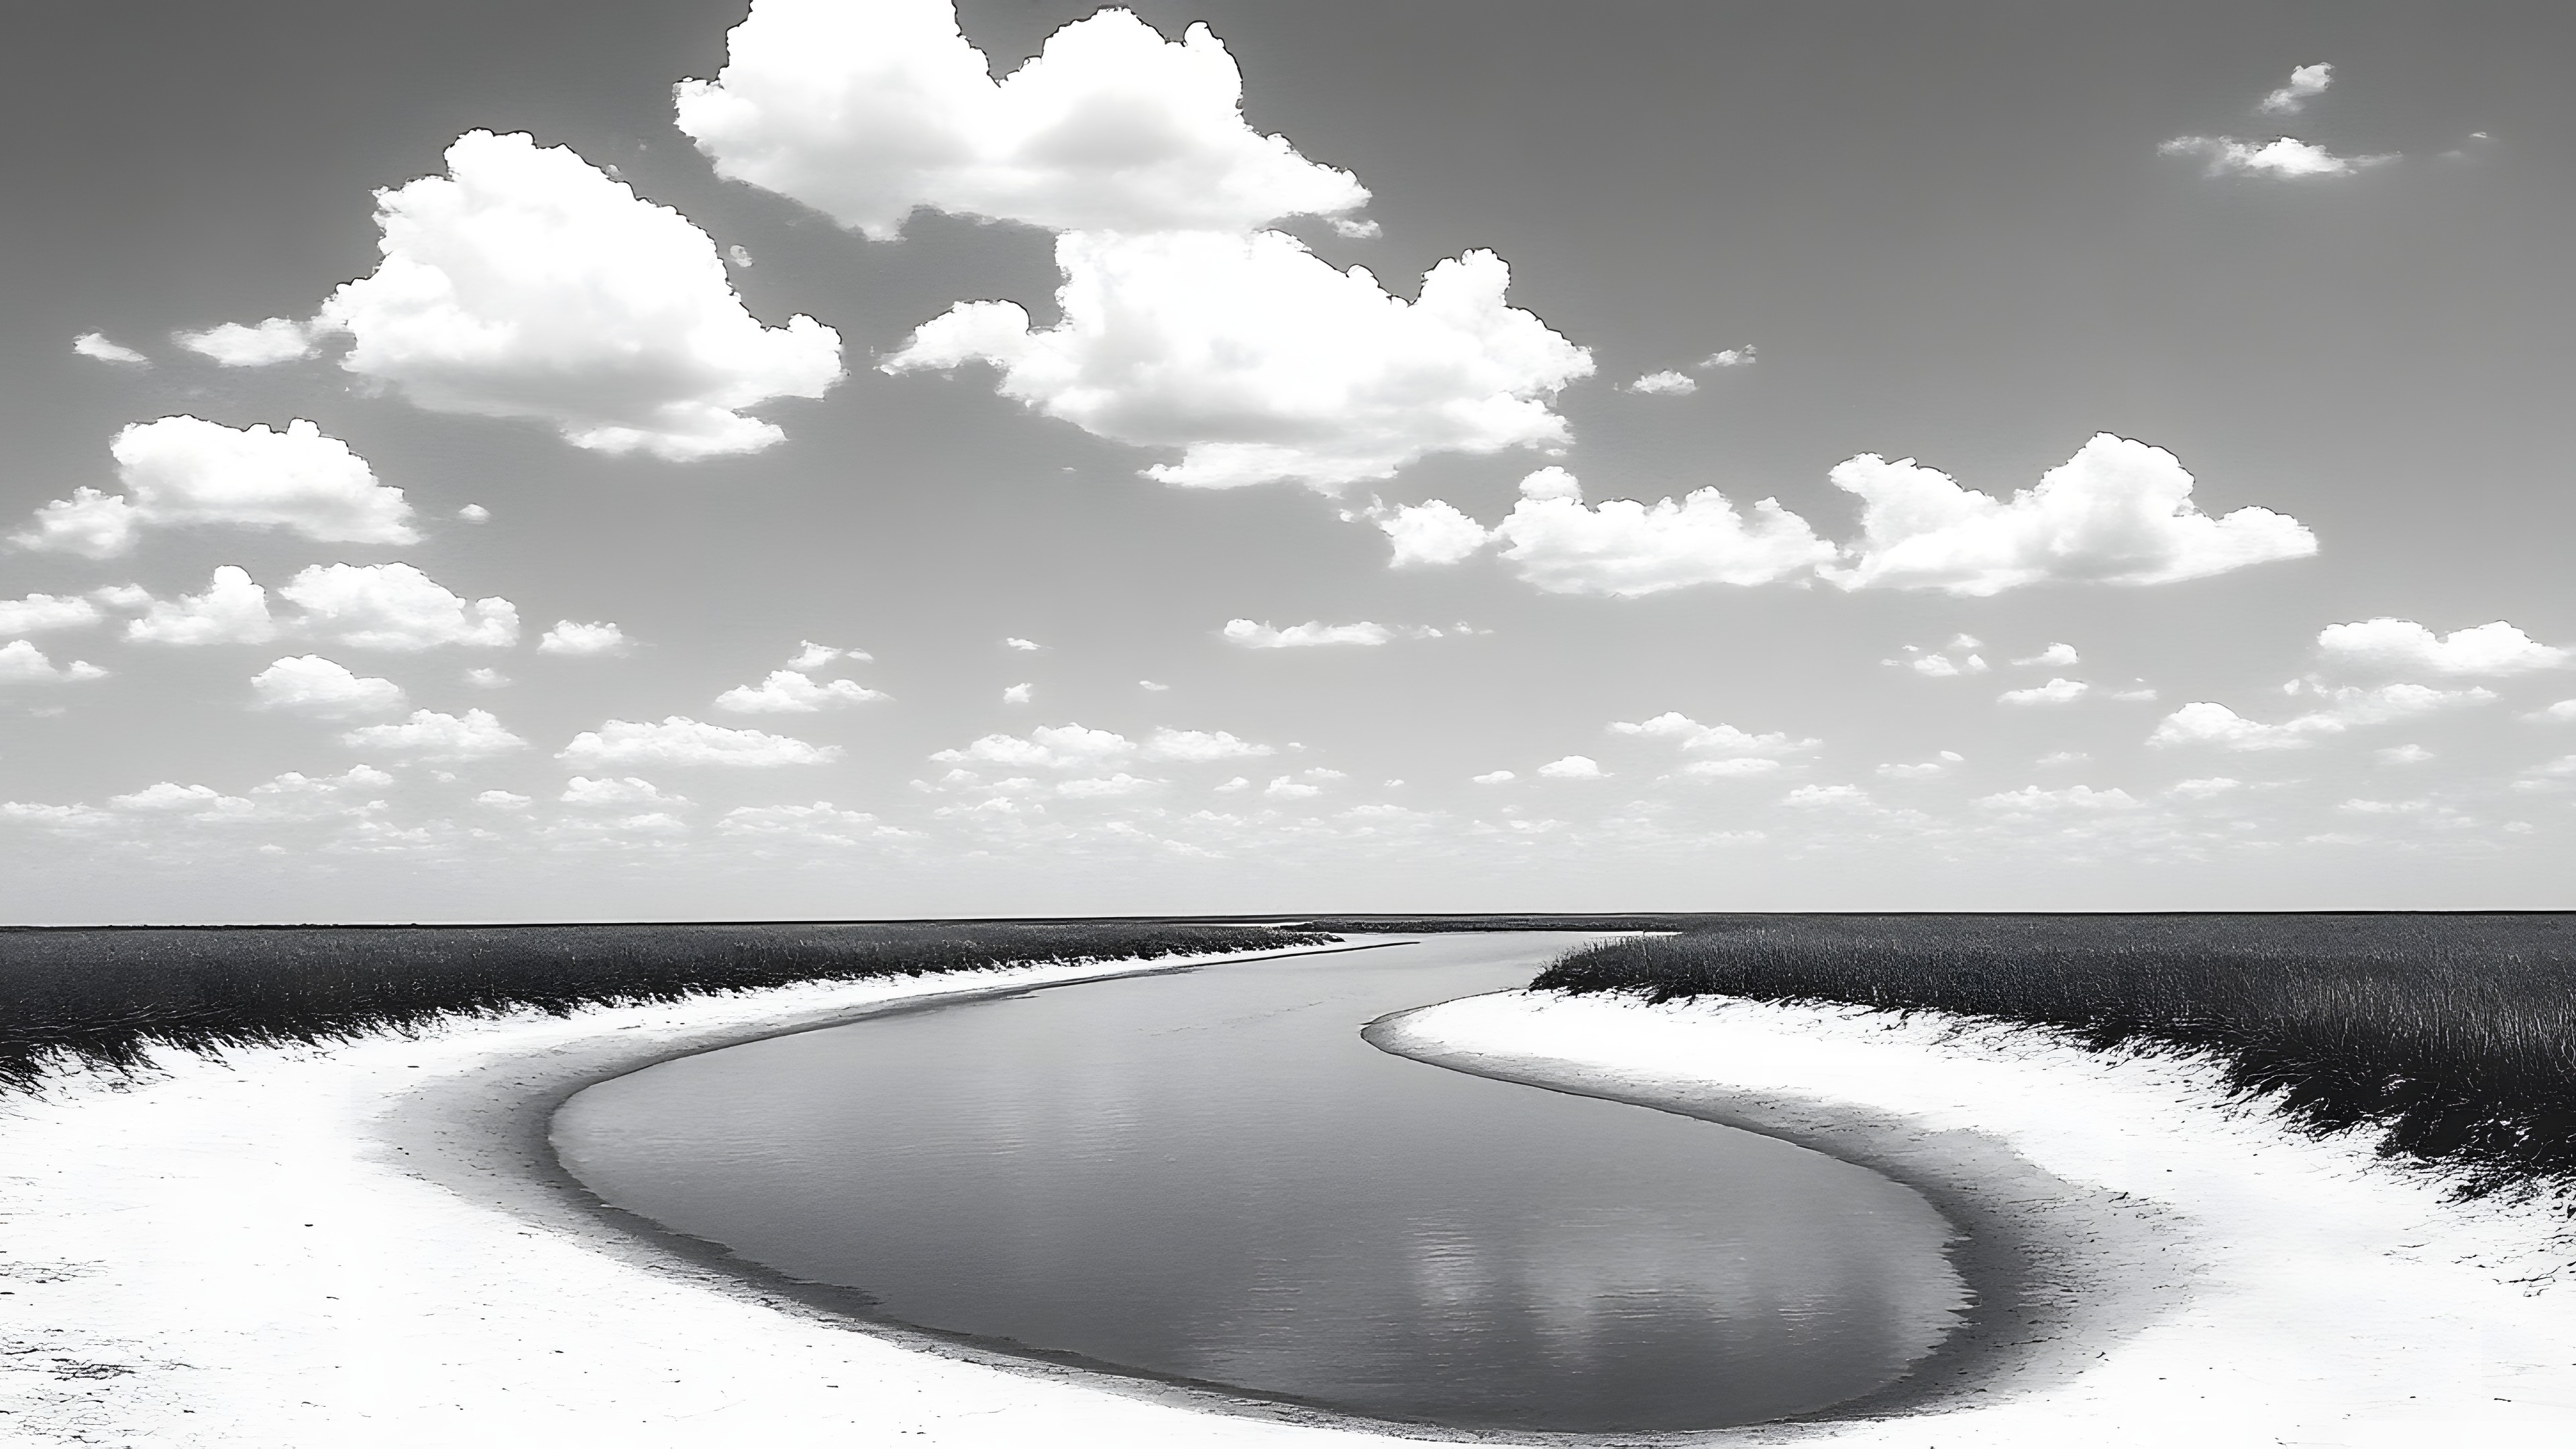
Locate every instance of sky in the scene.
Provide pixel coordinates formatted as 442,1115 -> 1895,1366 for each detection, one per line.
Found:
4,0 -> 2572,922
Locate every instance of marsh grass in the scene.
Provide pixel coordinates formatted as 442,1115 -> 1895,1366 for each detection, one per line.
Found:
0,920 -> 1334,1091
1534,914 -> 2576,1201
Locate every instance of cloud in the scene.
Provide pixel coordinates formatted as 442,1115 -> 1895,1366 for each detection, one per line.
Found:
1877,751 -> 1964,780
465,667 -> 510,689
250,655 -> 408,718
1487,466 -> 1833,597
537,621 -> 633,657
1622,370 -> 1697,396
561,716 -> 841,769
1001,682 -> 1033,704
1698,346 -> 1757,370
2259,63 -> 2335,115
280,564 -> 518,650
343,708 -> 528,760
932,722 -> 1130,771
1376,500 -> 1492,568
311,130 -> 842,460
1611,712 -> 1819,757
1823,433 -> 2316,595
1976,784 -> 2142,812
2530,700 -> 2576,723
456,503 -> 492,523
1470,769 -> 1515,785
884,231 -> 1591,490
476,790 -> 531,810
1536,754 -> 1604,780
2159,136 -> 2393,179
561,775 -> 686,806
1001,637 -> 1044,653
1140,679 -> 1170,692
1783,784 -> 1870,808
174,318 -> 317,366
72,332 -> 148,366
125,567 -> 281,646
0,641 -> 107,685
714,669 -> 887,712
1223,619 -> 1393,649
788,640 -> 861,669
1140,728 -> 1271,763
717,802 -> 905,845
0,594 -> 103,634
674,0 -> 1367,238
109,782 -> 258,818
1888,640 -> 1989,676
2016,642 -> 2081,667
2150,683 -> 2496,750
2376,744 -> 2434,765
1999,678 -> 2090,706
2316,619 -> 2569,677
14,417 -> 416,557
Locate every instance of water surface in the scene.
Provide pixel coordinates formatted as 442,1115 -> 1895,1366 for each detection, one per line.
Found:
553,934 -> 1968,1432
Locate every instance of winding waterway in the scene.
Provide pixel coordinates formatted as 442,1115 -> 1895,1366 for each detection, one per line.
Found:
551,934 -> 1969,1432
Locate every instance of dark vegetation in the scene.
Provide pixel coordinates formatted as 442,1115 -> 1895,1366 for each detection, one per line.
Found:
0,920 -> 1334,1091
1534,914 -> 2576,1201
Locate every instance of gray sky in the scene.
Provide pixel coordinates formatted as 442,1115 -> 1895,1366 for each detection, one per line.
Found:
4,0 -> 2571,921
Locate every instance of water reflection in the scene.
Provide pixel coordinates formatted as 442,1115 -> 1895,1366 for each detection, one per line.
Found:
553,934 -> 1968,1432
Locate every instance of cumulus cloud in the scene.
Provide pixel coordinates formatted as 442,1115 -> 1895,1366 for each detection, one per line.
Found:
2316,618 -> 2569,677
0,641 -> 107,685
2259,63 -> 2335,115
561,716 -> 839,769
2376,744 -> 2435,765
1698,346 -> 1757,370
1140,727 -> 1271,763
1536,754 -> 1605,780
280,564 -> 518,650
2016,642 -> 2080,667
884,231 -> 1591,490
174,318 -> 317,366
0,594 -> 103,634
1001,682 -> 1034,704
1001,637 -> 1042,652
1622,370 -> 1697,396
537,621 -> 633,657
789,641 -> 863,669
1888,639 -> 1990,677
1376,500 -> 1492,568
2530,700 -> 2576,723
714,669 -> 886,713
72,333 -> 148,366
2150,683 -> 2496,750
476,790 -> 532,810
1976,784 -> 2142,812
109,782 -> 258,818
1823,433 -> 2315,595
1783,784 -> 1870,808
1878,751 -> 1965,780
311,130 -> 842,460
342,708 -> 527,760
674,0 -> 1367,239
1222,619 -> 1393,649
932,723 -> 1130,771
2000,678 -> 2090,706
561,775 -> 686,806
1470,769 -> 1515,785
456,503 -> 492,523
464,667 -> 510,689
1488,467 -> 1834,596
125,567 -> 280,646
250,655 -> 408,718
2159,136 -> 2392,179
14,417 -> 415,557
1611,712 -> 1818,755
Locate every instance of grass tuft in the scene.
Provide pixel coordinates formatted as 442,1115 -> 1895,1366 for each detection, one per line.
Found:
0,920 -> 1335,1092
1534,914 -> 2576,1203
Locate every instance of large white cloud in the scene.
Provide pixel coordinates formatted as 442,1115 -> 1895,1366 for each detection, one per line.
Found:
0,641 -> 107,685
311,130 -> 843,460
72,333 -> 149,366
2149,683 -> 2496,751
2315,619 -> 2570,677
2259,64 -> 2335,116
279,564 -> 519,651
675,0 -> 1368,239
0,594 -> 103,633
1487,467 -> 1834,596
342,708 -> 527,760
1821,433 -> 2316,595
14,417 -> 415,557
250,656 -> 408,718
536,621 -> 633,657
174,318 -> 317,366
125,567 -> 281,646
1376,500 -> 1491,568
2159,136 -> 2392,178
560,716 -> 840,768
884,230 -> 1591,490
714,669 -> 888,712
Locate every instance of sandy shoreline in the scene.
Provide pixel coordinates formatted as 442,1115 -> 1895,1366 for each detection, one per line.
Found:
7,940 -> 2575,1444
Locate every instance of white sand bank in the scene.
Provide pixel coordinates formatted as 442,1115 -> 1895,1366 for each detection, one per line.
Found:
1378,989 -> 2576,1446
7,949 -> 2573,1446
